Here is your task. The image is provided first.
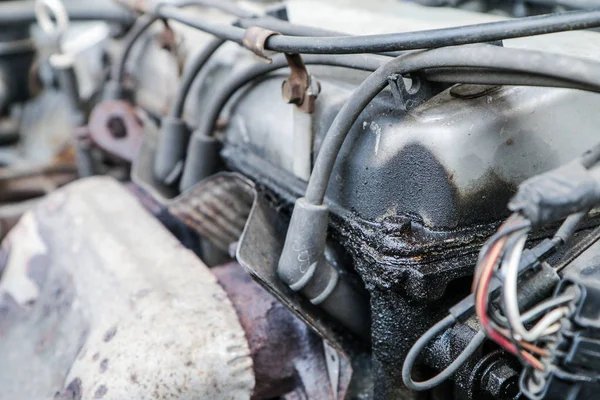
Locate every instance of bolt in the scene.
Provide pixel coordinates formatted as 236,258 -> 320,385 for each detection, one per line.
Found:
282,80 -> 304,106
106,116 -> 127,139
483,363 -> 520,400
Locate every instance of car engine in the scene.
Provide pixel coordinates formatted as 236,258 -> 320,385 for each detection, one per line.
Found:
2,0 -> 600,399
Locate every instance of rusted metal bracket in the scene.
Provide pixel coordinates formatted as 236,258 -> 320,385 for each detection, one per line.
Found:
282,53 -> 320,114
157,20 -> 185,76
242,26 -> 281,62
242,27 -> 320,113
84,100 -> 145,162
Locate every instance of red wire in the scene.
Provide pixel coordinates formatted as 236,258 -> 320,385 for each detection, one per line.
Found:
474,233 -> 544,370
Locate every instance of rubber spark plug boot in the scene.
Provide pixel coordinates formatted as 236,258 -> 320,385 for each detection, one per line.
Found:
278,197 -> 370,338
154,116 -> 190,184
179,130 -> 221,192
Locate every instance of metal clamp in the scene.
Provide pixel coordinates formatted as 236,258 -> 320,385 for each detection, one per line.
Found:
242,27 -> 280,62
35,0 -> 70,40
388,73 -> 436,112
282,53 -> 320,114
35,0 -> 73,67
35,0 -> 85,125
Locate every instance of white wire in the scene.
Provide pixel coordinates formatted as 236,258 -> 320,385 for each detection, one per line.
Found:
525,307 -> 569,340
502,232 -> 531,340
520,294 -> 576,324
540,322 -> 561,337
503,232 -> 569,342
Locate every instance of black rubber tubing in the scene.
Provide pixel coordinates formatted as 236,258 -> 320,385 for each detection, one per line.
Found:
401,314 -> 487,392
192,60 -> 598,143
112,15 -> 156,84
178,53 -> 388,191
528,0 -> 600,9
235,17 -> 406,58
157,5 -> 600,54
170,37 -> 226,118
303,44 -> 600,205
169,18 -> 355,119
422,67 -> 596,91
198,54 -> 387,136
112,0 -> 255,85
170,11 -> 599,119
178,48 -> 600,192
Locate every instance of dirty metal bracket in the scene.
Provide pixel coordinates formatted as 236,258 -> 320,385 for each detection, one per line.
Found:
167,173 -> 255,252
282,53 -> 320,114
387,73 -> 439,112
236,187 -> 354,399
157,20 -> 185,76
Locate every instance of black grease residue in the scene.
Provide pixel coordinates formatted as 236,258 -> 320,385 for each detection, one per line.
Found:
94,385 -> 108,399
103,326 -> 117,342
54,378 -> 82,400
100,359 -> 109,373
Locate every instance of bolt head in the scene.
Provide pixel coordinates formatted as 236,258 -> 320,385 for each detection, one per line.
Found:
484,364 -> 520,400
106,116 -> 127,139
282,80 -> 304,105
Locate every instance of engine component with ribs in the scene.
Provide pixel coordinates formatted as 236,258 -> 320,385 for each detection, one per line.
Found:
4,0 -> 600,399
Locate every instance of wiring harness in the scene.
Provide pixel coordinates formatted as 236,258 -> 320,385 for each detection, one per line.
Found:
403,145 -> 600,392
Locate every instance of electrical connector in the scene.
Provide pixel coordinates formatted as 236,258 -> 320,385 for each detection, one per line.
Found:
521,277 -> 600,400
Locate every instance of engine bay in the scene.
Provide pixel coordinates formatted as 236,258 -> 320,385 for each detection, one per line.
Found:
2,0 -> 600,399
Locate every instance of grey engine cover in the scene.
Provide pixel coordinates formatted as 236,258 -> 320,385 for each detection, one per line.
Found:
214,1 -> 600,230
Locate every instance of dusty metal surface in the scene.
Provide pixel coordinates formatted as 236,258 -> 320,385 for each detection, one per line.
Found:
214,262 -> 300,399
0,80 -> 80,238
214,262 -> 359,399
0,177 -> 254,400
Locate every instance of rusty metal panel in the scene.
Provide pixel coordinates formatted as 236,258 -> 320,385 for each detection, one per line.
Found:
168,173 -> 255,252
0,176 -> 254,400
214,262 -> 354,400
